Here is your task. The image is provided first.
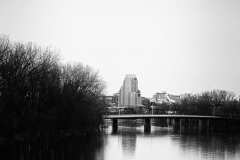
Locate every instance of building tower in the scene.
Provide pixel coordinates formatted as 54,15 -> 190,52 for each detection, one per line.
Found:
118,74 -> 141,107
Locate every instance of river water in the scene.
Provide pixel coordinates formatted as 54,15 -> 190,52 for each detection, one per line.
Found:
1,119 -> 240,160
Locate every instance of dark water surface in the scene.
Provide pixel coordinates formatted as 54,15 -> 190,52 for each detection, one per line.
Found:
1,119 -> 240,160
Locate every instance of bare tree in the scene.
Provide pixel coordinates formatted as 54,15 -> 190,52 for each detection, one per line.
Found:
180,89 -> 237,116
57,62 -> 106,131
0,35 -> 106,142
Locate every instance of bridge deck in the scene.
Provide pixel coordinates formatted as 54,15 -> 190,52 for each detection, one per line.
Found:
103,114 -> 224,119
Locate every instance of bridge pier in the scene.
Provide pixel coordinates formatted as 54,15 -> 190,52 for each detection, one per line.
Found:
167,118 -> 170,126
199,119 -> 209,131
144,118 -> 151,133
112,119 -> 118,133
167,118 -> 174,126
173,118 -> 182,127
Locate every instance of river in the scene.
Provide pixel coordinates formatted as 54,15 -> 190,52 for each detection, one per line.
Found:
1,119 -> 240,160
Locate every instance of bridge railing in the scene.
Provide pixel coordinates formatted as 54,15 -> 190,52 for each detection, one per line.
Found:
102,107 -> 240,119
102,107 -> 213,116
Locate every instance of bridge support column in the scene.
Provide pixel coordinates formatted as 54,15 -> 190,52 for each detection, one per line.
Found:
144,118 -> 151,133
173,118 -> 181,132
173,118 -> 181,127
199,119 -> 209,131
167,118 -> 173,126
167,118 -> 170,126
112,119 -> 118,133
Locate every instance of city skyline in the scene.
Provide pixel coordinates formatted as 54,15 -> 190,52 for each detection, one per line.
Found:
1,0 -> 240,97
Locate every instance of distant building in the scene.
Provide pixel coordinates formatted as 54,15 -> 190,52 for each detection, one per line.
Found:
118,74 -> 141,107
168,94 -> 180,102
153,91 -> 180,104
153,92 -> 167,102
112,93 -> 119,106
180,93 -> 192,99
99,96 -> 113,107
149,97 -> 156,103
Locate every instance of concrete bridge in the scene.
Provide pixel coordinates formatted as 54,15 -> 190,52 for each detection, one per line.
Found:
102,114 -> 229,133
103,114 -> 223,119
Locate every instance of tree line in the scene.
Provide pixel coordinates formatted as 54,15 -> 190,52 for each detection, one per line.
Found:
179,89 -> 240,117
0,35 -> 106,142
151,89 -> 240,118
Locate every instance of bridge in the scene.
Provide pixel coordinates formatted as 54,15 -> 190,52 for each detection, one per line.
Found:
102,107 -> 233,133
103,115 -> 223,119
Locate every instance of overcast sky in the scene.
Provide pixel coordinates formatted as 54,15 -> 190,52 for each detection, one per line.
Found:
1,0 -> 240,97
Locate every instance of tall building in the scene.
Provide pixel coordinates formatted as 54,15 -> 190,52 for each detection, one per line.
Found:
118,74 -> 141,107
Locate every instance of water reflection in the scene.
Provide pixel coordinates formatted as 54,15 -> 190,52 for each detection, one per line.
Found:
1,119 -> 240,160
120,128 -> 136,159
0,135 -> 103,160
177,132 -> 240,160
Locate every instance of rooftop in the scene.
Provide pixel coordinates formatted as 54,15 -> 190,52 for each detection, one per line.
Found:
125,74 -> 137,78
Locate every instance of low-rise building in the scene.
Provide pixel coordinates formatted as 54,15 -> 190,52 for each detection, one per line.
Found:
112,93 -> 119,106
153,91 -> 180,104
99,96 -> 114,107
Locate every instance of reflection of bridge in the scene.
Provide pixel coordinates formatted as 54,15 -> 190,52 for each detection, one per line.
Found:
102,107 -> 230,133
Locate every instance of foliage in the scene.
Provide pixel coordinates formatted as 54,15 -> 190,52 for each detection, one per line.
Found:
141,97 -> 150,107
180,89 -> 239,116
0,35 -> 106,141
